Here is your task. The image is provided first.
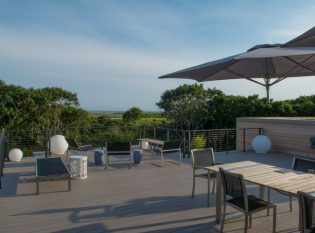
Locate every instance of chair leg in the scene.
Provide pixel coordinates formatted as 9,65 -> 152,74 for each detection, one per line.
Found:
68,177 -> 71,191
220,203 -> 227,233
244,213 -> 248,233
273,205 -> 277,233
207,171 -> 210,207
267,188 -> 271,216
212,178 -> 216,194
249,214 -> 252,228
192,176 -> 195,198
289,195 -> 292,212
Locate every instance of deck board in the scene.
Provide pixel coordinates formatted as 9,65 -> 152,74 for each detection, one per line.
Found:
0,151 -> 303,232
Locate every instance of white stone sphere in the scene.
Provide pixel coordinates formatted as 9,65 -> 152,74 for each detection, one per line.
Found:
252,135 -> 271,154
9,148 -> 23,162
50,135 -> 68,154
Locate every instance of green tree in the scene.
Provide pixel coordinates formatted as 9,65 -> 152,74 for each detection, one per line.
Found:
123,107 -> 144,122
0,80 -> 90,132
157,84 -> 223,130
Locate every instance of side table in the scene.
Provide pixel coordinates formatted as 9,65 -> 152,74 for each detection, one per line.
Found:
69,155 -> 87,179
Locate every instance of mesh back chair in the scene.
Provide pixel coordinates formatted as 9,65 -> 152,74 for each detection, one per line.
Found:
298,191 -> 315,233
105,142 -> 132,169
191,148 -> 221,207
220,168 -> 276,233
268,157 -> 315,212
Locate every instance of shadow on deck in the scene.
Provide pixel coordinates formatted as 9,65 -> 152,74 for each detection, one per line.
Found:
0,150 -> 301,233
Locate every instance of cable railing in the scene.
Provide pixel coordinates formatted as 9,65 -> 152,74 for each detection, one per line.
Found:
0,132 -> 5,189
5,126 -> 238,158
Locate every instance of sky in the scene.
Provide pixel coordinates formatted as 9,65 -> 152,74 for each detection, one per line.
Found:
1,0 -> 315,111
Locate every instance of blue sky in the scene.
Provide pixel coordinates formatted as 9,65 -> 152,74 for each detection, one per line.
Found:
1,0 -> 315,111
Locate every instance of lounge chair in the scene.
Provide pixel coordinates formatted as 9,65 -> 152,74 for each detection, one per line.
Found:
35,157 -> 71,194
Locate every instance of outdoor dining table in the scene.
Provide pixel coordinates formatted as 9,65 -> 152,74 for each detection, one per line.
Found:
206,161 -> 315,223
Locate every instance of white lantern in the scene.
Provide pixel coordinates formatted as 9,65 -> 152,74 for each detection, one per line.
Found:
252,135 -> 271,154
141,141 -> 149,149
50,135 -> 68,155
9,148 -> 23,162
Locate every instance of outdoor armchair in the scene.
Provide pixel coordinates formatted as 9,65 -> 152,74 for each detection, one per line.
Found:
152,140 -> 182,167
219,168 -> 276,233
191,148 -> 221,207
105,142 -> 132,169
65,137 -> 93,159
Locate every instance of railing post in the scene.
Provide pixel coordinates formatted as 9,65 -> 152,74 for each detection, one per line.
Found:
243,128 -> 246,152
167,129 -> 170,141
6,131 -> 10,162
143,126 -> 145,138
188,130 -> 191,158
45,128 -> 51,157
154,126 -> 156,139
226,130 -> 229,154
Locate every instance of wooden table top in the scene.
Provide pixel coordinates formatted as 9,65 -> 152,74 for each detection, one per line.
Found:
206,161 -> 315,196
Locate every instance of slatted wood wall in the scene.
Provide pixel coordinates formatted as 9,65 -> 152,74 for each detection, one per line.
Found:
236,117 -> 315,158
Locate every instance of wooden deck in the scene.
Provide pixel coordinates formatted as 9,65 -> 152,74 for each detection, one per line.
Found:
0,150 -> 303,233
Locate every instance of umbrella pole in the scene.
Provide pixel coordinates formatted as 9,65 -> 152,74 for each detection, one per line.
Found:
266,85 -> 270,103
264,75 -> 271,103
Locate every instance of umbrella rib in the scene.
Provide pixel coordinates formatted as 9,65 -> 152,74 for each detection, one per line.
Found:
269,77 -> 287,86
226,68 -> 266,87
284,55 -> 315,73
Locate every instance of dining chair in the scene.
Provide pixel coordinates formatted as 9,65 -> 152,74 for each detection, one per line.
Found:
268,157 -> 315,212
298,191 -> 315,233
219,167 -> 276,233
191,148 -> 221,207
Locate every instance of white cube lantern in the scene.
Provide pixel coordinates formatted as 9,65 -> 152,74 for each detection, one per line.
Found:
252,135 -> 271,154
9,148 -> 23,162
50,135 -> 68,155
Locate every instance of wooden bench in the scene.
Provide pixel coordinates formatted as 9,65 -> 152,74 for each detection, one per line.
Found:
139,139 -> 182,167
35,157 -> 71,194
139,138 -> 164,150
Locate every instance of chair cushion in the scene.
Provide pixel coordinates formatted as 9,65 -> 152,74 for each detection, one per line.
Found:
228,195 -> 273,212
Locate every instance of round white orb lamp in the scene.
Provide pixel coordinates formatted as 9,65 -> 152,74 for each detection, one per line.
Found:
9,148 -> 23,162
50,135 -> 68,155
251,135 -> 271,154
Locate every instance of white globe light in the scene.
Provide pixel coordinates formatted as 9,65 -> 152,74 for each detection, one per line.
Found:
50,135 -> 68,155
252,135 -> 272,154
9,148 -> 23,162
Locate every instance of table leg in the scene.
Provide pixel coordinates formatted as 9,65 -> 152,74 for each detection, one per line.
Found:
216,173 -> 222,223
259,185 -> 265,199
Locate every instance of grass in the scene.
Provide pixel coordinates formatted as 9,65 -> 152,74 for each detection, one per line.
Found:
89,111 -> 168,125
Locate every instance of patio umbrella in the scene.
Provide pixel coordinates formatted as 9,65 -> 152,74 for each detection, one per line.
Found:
159,26 -> 315,102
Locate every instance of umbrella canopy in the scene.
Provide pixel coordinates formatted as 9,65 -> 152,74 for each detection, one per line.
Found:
159,26 -> 315,101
